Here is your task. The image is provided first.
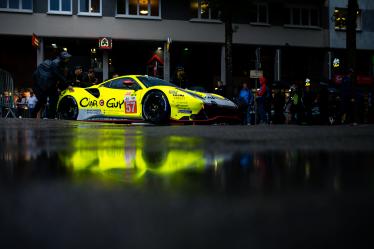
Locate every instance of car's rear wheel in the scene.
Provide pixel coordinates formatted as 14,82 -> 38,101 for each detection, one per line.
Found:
57,96 -> 79,120
142,91 -> 170,125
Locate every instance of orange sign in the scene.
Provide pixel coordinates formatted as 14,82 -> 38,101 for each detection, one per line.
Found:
32,33 -> 40,48
125,96 -> 137,114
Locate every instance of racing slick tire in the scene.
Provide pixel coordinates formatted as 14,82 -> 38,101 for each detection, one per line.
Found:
57,96 -> 79,120
142,91 -> 171,125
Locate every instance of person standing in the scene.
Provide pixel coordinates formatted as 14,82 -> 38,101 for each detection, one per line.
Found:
340,69 -> 356,124
111,72 -> 120,79
272,87 -> 285,124
213,80 -> 225,97
31,51 -> 73,119
369,85 -> 374,123
256,76 -> 268,124
27,89 -> 38,117
238,82 -> 254,125
72,65 -> 85,87
302,78 -> 314,124
285,84 -> 299,124
85,68 -> 98,86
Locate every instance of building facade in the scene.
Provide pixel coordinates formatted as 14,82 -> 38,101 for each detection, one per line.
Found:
2,0 -> 368,92
328,0 -> 374,81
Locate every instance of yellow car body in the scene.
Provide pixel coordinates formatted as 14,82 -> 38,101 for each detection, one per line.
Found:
57,75 -> 239,124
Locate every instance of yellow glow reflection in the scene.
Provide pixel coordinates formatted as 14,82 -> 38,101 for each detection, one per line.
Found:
64,129 -> 209,181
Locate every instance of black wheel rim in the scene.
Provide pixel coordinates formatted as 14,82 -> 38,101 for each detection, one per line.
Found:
58,97 -> 78,120
143,93 -> 168,123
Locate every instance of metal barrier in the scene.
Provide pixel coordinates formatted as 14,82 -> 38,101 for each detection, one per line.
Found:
0,69 -> 16,118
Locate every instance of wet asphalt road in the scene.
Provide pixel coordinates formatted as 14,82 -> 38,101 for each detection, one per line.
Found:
0,119 -> 374,249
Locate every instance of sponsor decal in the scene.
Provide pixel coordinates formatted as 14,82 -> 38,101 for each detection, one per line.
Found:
124,96 -> 137,114
107,98 -> 125,109
77,109 -> 102,120
81,97 -> 126,109
169,90 -> 184,97
176,104 -> 189,109
86,110 -> 102,115
204,95 -> 216,100
125,96 -> 136,101
80,97 -> 98,108
178,109 -> 192,114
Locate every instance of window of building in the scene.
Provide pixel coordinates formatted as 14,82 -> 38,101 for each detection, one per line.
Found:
78,0 -> 101,16
190,0 -> 219,21
116,0 -> 161,18
334,8 -> 362,31
251,3 -> 269,24
0,0 -> 32,12
285,6 -> 320,28
48,0 -> 72,14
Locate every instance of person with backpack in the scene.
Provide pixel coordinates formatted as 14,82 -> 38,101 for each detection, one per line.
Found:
238,82 -> 254,125
31,51 -> 73,119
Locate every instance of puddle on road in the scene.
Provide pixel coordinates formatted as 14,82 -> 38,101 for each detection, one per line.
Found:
0,126 -> 373,194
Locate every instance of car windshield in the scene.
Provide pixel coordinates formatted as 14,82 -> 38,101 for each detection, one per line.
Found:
137,76 -> 177,88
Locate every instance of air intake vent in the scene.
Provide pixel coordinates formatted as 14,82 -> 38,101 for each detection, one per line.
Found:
85,88 -> 100,98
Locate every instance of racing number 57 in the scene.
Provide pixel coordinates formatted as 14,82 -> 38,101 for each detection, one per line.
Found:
125,101 -> 137,114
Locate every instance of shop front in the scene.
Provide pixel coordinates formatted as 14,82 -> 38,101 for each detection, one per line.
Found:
169,42 -> 221,92
0,35 -> 36,90
39,38 -> 166,82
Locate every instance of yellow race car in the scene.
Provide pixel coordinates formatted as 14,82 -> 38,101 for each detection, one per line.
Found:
57,75 -> 239,124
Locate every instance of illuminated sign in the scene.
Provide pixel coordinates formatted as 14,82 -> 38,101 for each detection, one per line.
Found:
333,58 -> 340,68
166,37 -> 172,52
32,33 -> 40,48
250,70 -> 263,79
98,37 -> 112,50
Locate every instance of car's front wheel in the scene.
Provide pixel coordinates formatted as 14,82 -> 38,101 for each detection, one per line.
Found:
57,96 -> 79,120
142,91 -> 170,125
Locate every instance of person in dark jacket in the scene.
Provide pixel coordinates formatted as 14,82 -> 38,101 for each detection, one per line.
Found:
272,87 -> 285,124
72,65 -> 88,87
302,78 -> 314,124
238,82 -> 254,125
213,80 -> 225,97
84,68 -> 99,86
31,51 -> 72,118
340,69 -> 355,124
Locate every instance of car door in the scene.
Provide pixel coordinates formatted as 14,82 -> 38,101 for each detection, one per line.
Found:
99,77 -> 143,119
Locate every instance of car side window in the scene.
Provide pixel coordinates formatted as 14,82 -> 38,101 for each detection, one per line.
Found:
101,78 -> 141,90
121,78 -> 141,91
109,79 -> 126,89
102,81 -> 112,88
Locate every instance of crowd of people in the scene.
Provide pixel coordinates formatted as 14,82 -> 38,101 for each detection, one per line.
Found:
32,51 -> 102,118
2,51 -> 373,124
67,66 -> 98,88
232,71 -> 374,126
235,76 -> 272,125
1,51 -> 101,119
0,88 -> 37,118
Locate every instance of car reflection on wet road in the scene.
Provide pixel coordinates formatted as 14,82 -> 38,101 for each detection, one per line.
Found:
0,119 -> 374,249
